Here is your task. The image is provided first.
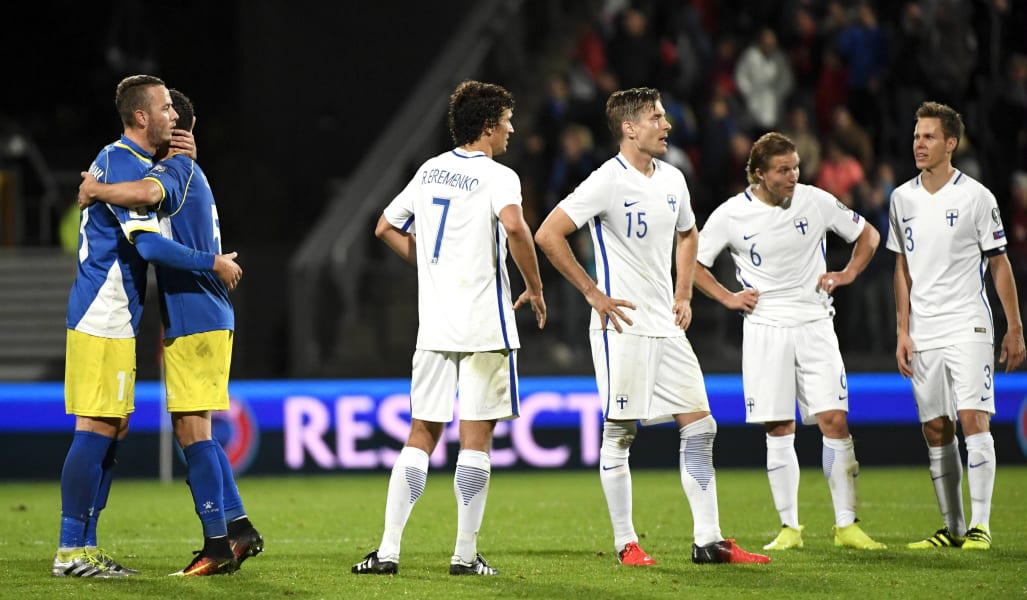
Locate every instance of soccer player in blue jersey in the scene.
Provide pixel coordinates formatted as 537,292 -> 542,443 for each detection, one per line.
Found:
54,75 -> 242,578
351,80 -> 546,576
78,89 -> 262,576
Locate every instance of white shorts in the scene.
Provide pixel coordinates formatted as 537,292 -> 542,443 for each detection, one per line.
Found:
742,318 -> 848,425
589,330 -> 709,425
911,342 -> 995,422
409,349 -> 519,422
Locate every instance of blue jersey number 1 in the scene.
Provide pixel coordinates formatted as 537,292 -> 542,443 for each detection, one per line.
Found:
431,197 -> 451,264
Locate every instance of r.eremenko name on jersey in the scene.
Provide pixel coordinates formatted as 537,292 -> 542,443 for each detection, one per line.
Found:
383,148 -> 523,352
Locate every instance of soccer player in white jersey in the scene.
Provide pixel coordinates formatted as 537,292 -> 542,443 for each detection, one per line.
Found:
888,102 -> 1025,551
535,87 -> 769,566
55,75 -> 240,579
693,132 -> 886,552
352,80 -> 546,577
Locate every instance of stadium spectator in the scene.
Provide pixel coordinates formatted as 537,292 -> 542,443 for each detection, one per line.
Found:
53,74 -> 239,578
831,105 -> 874,174
77,90 -> 263,576
815,138 -> 865,208
889,102 -> 1025,551
783,105 -> 821,183
535,87 -> 770,566
734,27 -> 795,134
835,2 -> 888,146
693,132 -> 886,552
352,80 -> 546,576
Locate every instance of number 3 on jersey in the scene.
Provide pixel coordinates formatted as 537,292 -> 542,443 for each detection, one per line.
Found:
431,197 -> 451,264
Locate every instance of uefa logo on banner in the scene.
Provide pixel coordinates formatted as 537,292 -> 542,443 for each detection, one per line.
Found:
213,396 -> 260,475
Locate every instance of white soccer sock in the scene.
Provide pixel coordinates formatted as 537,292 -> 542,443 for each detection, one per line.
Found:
600,421 -> 637,552
378,446 -> 429,562
927,440 -> 966,536
823,435 -> 858,527
964,432 -> 995,530
679,416 -> 722,546
452,449 -> 491,565
766,433 -> 800,528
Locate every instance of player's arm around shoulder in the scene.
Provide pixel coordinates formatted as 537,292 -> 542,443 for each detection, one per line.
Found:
78,172 -> 162,211
499,204 -> 546,328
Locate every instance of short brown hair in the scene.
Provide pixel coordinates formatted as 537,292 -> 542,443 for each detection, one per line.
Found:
115,74 -> 166,127
606,87 -> 661,142
448,80 -> 514,147
746,132 -> 796,184
915,101 -> 964,150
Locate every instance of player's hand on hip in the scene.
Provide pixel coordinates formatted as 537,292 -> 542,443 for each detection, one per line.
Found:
726,288 -> 759,313
586,290 -> 634,333
214,251 -> 242,291
999,328 -> 1026,372
673,300 -> 692,331
818,271 -> 847,294
895,333 -> 914,378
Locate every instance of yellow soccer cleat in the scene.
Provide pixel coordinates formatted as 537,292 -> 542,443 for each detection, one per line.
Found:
908,527 -> 965,549
961,525 -> 991,551
763,525 -> 804,550
833,521 -> 887,550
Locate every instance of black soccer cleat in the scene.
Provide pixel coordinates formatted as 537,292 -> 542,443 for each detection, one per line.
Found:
692,539 -> 771,564
229,526 -> 264,565
352,550 -> 398,575
450,553 -> 498,576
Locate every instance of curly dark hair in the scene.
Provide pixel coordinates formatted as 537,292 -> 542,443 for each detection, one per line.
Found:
115,74 -> 166,127
746,132 -> 797,184
605,87 -> 661,142
448,80 -> 514,147
169,89 -> 195,131
915,101 -> 964,151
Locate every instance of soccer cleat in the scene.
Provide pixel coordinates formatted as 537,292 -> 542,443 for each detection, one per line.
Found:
962,525 -> 992,551
692,539 -> 771,564
351,550 -> 398,575
763,525 -> 804,550
89,548 -> 140,575
169,551 -> 239,576
617,541 -> 656,566
833,522 -> 886,550
450,553 -> 498,575
229,527 -> 264,565
52,550 -> 126,578
907,527 -> 965,549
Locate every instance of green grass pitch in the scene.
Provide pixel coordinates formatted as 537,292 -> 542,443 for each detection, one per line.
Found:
2,466 -> 1025,599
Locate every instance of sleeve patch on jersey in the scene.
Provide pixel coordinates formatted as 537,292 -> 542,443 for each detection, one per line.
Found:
835,200 -> 848,211
992,208 -> 1001,225
993,229 -> 1005,240
852,212 -> 861,223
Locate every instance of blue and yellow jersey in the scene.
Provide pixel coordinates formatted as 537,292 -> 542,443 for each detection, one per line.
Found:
145,154 -> 233,338
67,136 -> 160,338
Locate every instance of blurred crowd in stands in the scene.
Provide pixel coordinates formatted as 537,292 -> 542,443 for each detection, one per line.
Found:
514,0 -> 1027,363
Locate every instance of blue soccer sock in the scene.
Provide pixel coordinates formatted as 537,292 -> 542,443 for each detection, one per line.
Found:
84,438 -> 122,547
214,441 -> 247,522
184,440 -> 228,538
59,431 -> 113,549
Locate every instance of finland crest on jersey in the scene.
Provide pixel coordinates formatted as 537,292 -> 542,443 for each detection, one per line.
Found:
885,169 -> 1005,350
697,183 -> 865,325
383,148 -> 523,352
67,136 -> 160,338
145,154 -> 234,338
557,154 -> 694,337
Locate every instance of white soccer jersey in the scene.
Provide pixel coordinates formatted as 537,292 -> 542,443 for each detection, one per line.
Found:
697,183 -> 865,325
383,148 -> 522,352
557,154 -> 694,337
885,169 -> 1006,350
